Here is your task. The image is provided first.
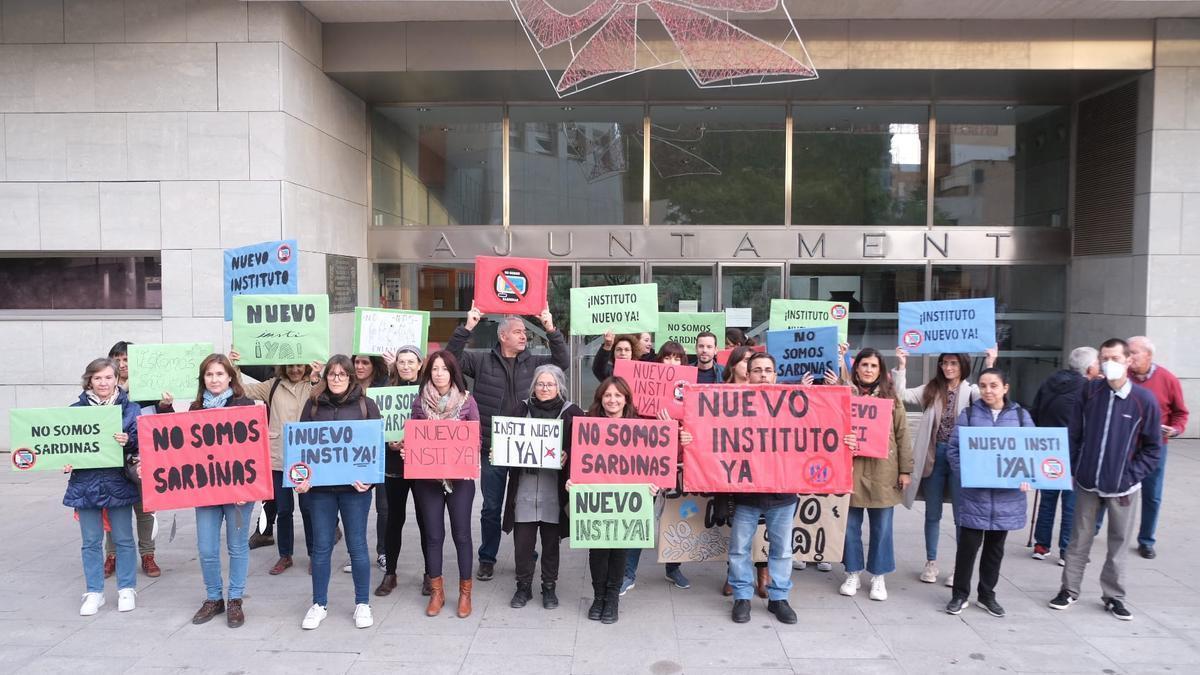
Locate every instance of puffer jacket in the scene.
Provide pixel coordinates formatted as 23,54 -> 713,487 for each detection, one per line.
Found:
947,399 -> 1033,531
1071,379 -> 1161,496
63,389 -> 142,509
300,387 -> 383,493
850,391 -> 914,509
1030,368 -> 1086,437
447,324 -> 568,449
242,375 -> 314,471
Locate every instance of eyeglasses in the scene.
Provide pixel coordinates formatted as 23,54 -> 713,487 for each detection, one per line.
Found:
534,382 -> 557,389
750,367 -> 776,374
327,372 -> 350,381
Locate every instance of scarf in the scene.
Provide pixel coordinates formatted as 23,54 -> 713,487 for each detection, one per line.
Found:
854,376 -> 881,398
202,388 -> 234,409
420,382 -> 467,421
86,390 -> 119,406
527,395 -> 564,419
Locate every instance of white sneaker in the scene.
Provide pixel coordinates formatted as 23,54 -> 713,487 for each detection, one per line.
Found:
816,562 -> 833,572
839,572 -> 860,596
342,562 -> 352,573
79,592 -> 105,616
302,603 -> 327,630
919,561 -> 938,583
117,588 -> 136,612
354,603 -> 373,628
945,573 -> 955,588
869,575 -> 888,601
1057,557 -> 1066,567
792,560 -> 807,571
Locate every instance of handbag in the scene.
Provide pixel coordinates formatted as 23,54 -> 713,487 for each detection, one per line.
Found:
123,452 -> 141,486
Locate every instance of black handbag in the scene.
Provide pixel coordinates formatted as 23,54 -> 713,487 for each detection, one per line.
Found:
123,452 -> 141,486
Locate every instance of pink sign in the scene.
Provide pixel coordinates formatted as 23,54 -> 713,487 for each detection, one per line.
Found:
614,358 -> 697,419
850,396 -> 894,460
402,419 -> 481,480
570,417 -> 678,489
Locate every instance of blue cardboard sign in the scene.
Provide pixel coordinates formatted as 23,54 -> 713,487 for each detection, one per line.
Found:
898,298 -> 995,354
281,419 -> 385,487
957,426 -> 1072,490
765,326 -> 840,383
223,239 -> 298,320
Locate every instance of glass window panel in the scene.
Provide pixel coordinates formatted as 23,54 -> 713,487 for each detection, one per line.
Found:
651,265 -> 716,312
510,106 -> 643,225
792,106 -> 929,226
649,106 -> 785,226
721,266 -> 781,338
788,264 -> 924,352
934,105 -> 1069,227
0,256 -> 161,311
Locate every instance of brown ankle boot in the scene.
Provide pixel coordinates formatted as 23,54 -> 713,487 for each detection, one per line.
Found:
756,565 -> 769,599
457,579 -> 473,618
425,576 -> 445,617
374,573 -> 397,597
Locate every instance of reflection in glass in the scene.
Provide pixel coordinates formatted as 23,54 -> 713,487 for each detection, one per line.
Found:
0,256 -> 161,310
721,266 -> 781,337
652,266 -> 716,312
788,265 -> 923,351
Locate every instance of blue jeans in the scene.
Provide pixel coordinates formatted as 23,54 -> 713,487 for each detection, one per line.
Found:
477,454 -> 508,565
729,501 -> 794,601
195,503 -> 253,601
923,442 -> 960,562
1138,444 -> 1168,549
624,548 -> 679,580
272,470 -> 313,558
1034,489 -> 1075,554
79,505 -> 135,593
843,506 -> 896,576
309,489 -> 372,606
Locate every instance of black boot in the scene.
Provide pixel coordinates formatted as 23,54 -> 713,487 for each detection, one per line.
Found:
601,590 -> 619,624
587,583 -> 605,621
510,582 -> 532,609
541,581 -> 559,610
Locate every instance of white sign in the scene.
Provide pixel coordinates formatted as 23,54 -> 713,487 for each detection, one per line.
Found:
725,307 -> 753,328
490,416 -> 564,469
353,308 -> 428,356
678,300 -> 699,313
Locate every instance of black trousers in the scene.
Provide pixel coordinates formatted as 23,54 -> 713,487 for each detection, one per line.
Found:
413,479 -> 475,580
513,521 -> 560,585
263,495 -> 277,534
952,526 -> 1007,602
383,475 -> 429,576
588,549 -> 627,595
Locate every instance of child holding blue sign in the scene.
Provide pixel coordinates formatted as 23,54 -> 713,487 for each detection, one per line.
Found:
945,368 -> 1033,618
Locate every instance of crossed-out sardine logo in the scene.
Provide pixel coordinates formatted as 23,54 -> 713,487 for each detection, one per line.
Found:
288,462 -> 311,484
902,330 -> 923,348
830,304 -> 848,320
276,243 -> 293,264
1041,458 -> 1065,481
11,448 -> 36,470
494,268 -> 528,304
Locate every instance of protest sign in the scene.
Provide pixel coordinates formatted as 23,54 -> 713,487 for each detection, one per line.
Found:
366,386 -> 418,443
657,494 -> 732,563
490,416 -> 564,470
850,396 -> 894,459
353,308 -> 429,356
957,426 -> 1072,490
570,417 -> 677,489
137,406 -> 272,510
232,294 -> 329,365
656,312 -> 726,354
716,344 -> 765,367
569,283 -> 658,335
750,494 -> 849,564
766,326 -> 840,383
569,484 -> 654,549
282,419 -> 386,488
682,384 -> 853,493
613,358 -> 697,420
402,419 -> 480,480
126,342 -> 213,403
9,406 -> 124,472
725,307 -> 752,328
898,298 -> 996,354
223,239 -> 298,320
472,256 -> 549,315
769,299 -> 850,343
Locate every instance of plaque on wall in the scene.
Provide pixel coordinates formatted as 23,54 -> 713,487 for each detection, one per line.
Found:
326,255 -> 358,313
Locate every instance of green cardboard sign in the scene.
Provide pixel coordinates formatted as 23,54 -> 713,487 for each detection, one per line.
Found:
655,312 -> 726,354
367,386 -> 419,442
126,342 -> 213,402
769,299 -> 850,343
9,406 -> 124,472
569,484 -> 654,549
353,308 -> 429,356
569,283 -> 658,335
232,294 -> 330,366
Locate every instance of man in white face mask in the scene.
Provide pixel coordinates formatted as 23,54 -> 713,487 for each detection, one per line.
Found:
1049,338 -> 1163,622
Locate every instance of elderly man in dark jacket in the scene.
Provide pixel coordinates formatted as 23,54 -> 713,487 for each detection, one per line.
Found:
447,304 -> 568,580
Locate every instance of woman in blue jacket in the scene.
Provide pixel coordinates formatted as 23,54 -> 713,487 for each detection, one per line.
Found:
65,357 -> 142,616
946,367 -> 1033,618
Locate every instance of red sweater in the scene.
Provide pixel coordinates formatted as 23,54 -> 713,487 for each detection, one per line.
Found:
1133,364 -> 1189,440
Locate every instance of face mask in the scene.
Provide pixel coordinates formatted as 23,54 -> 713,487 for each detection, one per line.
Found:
1102,361 -> 1127,381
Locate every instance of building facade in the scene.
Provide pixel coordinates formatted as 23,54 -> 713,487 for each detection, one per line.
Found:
1,0 -> 1198,441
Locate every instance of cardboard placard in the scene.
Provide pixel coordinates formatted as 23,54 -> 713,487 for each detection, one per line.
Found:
765,326 -> 840,383
655,312 -> 726,355
569,283 -> 658,335
232,294 -> 329,365
353,308 -> 429,357
8,406 -> 124,472
366,386 -> 419,443
490,416 -> 564,470
749,494 -> 849,564
472,256 -> 549,315
769,299 -> 850,343
850,396 -> 894,459
223,239 -> 297,321
898,298 -> 996,354
570,417 -> 678,489
569,484 -> 654,549
126,342 -> 213,403
613,358 -> 697,420
402,419 -> 481,480
958,426 -> 1072,490
282,419 -> 386,488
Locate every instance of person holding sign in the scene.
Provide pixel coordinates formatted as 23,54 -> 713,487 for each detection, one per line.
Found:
294,355 -> 383,631
838,348 -> 914,602
590,332 -> 641,381
404,351 -> 481,619
893,346 -> 996,587
945,368 -> 1034,618
184,354 -> 258,629
353,354 -> 394,573
65,357 -> 143,616
501,365 -> 584,610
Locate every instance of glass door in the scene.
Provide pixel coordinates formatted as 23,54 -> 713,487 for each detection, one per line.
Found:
649,265 -> 717,312
718,264 -> 783,344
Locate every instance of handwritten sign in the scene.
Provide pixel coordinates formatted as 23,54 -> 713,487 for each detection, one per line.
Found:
655,312 -> 726,354
223,239 -> 297,320
898,298 -> 996,354
232,294 -> 329,366
613,358 -> 697,419
850,396 -> 894,459
682,384 -> 853,493
137,406 -> 272,510
569,283 -> 658,335
282,419 -> 385,488
766,326 -> 839,383
656,494 -> 732,563
353,308 -> 429,356
769,299 -> 850,343
490,416 -> 564,469
958,426 -> 1072,490
402,419 -> 480,480
570,417 -> 677,489
126,342 -> 213,403
8,406 -> 124,472
569,484 -> 654,549
366,386 -> 418,443
472,256 -> 549,315
751,494 -> 849,564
